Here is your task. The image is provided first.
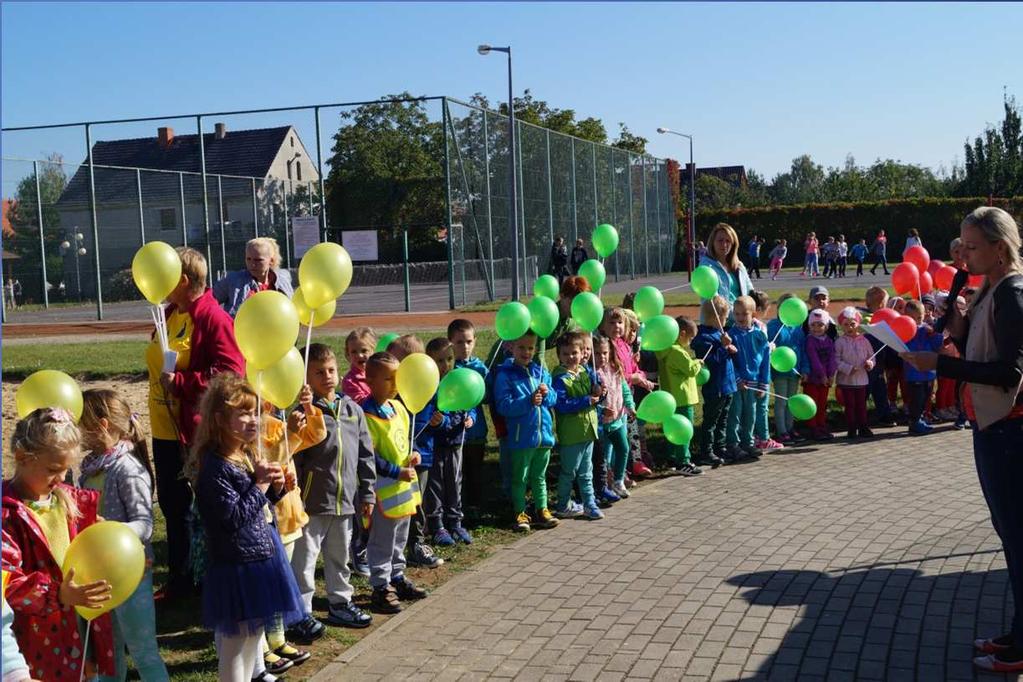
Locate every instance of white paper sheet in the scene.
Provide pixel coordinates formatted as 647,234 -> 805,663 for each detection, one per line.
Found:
862,321 -> 910,354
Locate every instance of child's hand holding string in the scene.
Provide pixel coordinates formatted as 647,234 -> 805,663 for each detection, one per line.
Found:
408,451 -> 422,467
284,469 -> 297,492
429,411 -> 444,427
59,568 -> 111,609
399,467 -> 416,482
254,460 -> 284,493
287,410 -> 307,433
298,384 -> 314,414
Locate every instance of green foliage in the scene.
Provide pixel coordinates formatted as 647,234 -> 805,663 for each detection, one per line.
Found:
8,154 -> 68,290
959,95 -> 1023,197
612,123 -> 647,154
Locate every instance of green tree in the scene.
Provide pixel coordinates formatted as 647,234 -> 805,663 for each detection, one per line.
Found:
8,154 -> 68,290
612,123 -> 647,154
959,94 -> 1022,196
769,154 -> 826,204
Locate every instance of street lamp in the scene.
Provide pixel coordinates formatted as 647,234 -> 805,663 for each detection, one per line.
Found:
60,229 -> 86,301
657,127 -> 697,278
478,43 -> 521,300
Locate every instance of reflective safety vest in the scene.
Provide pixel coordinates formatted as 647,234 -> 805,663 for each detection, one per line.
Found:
365,401 -> 421,519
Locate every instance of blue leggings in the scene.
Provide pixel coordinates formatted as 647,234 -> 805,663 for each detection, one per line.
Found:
97,568 -> 169,682
600,422 -> 630,483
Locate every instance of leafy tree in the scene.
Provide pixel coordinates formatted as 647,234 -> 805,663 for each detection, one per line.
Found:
769,154 -> 826,204
8,154 -> 68,290
613,123 -> 647,154
959,94 -> 1022,196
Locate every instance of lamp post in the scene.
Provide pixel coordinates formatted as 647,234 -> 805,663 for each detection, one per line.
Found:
478,43 -> 520,300
657,127 -> 696,278
60,229 -> 87,301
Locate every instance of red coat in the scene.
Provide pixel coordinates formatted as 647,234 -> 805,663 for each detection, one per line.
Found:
1,483 -> 115,679
168,288 -> 246,444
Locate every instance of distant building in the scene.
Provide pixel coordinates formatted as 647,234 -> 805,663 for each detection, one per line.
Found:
56,124 -> 318,297
680,165 -> 748,189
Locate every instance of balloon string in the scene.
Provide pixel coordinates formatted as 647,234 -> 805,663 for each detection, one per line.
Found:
701,346 -> 713,362
868,344 -> 887,363
283,422 -> 291,468
79,620 -> 91,682
409,412 -> 416,467
257,373 -> 263,461
770,324 -> 784,345
303,310 -> 315,378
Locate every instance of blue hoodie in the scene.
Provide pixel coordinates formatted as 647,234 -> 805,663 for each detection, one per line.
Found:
492,358 -> 557,450
690,325 -> 737,398
905,326 -> 943,382
697,254 -> 754,324
766,318 -> 810,379
413,395 -> 469,468
729,324 -> 771,391
456,356 -> 489,442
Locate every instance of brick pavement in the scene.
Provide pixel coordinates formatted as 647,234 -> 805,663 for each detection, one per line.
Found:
312,426 -> 1015,681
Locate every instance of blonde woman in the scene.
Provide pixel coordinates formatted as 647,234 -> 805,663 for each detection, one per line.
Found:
697,223 -> 754,324
213,237 -> 294,317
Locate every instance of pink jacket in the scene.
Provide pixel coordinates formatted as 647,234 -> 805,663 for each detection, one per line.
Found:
835,334 -> 873,387
612,337 -> 643,387
341,366 -> 371,404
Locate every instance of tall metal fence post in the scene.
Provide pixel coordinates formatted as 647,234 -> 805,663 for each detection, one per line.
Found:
251,178 -> 259,238
314,106 -> 327,242
136,168 -> 146,247
443,98 -> 455,310
33,161 -> 49,308
282,182 -> 291,268
654,159 -> 663,273
85,124 -> 104,320
611,149 -> 619,283
642,155 -> 650,278
403,228 -> 411,312
178,172 -> 188,247
217,176 -> 227,276
197,116 -> 213,285
591,145 -> 598,228
460,224 -> 467,306
482,110 -> 495,299
570,138 -> 578,244
517,121 -> 527,291
625,152 -> 634,280
545,129 -> 554,247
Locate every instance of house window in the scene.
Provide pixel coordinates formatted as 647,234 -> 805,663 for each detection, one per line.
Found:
160,208 -> 176,230
287,162 -> 292,180
290,136 -> 295,148
296,162 -> 302,182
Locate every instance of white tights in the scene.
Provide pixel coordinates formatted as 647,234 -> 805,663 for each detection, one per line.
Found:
215,627 -> 265,681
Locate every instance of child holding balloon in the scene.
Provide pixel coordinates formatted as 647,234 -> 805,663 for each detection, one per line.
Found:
448,319 -> 490,511
692,296 -> 739,467
592,335 -> 637,498
2,407 -> 116,681
804,309 -> 837,440
77,389 -> 170,681
725,297 -> 771,460
767,294 -> 810,444
655,317 -> 704,475
600,308 -> 655,479
904,300 -> 944,435
834,308 -> 875,439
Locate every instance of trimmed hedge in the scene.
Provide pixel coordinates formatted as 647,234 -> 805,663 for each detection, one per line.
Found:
686,197 -> 1023,263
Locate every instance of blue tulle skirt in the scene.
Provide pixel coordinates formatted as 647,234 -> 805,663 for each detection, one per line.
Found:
202,532 -> 304,636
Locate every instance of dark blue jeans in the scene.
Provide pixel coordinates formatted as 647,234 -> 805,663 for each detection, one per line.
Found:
973,417 -> 1023,641
868,366 -> 892,422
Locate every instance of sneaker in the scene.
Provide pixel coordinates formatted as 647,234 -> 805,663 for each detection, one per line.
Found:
973,649 -> 1023,672
776,433 -> 794,445
611,480 -> 630,498
583,503 -> 605,520
433,528 -> 455,546
630,461 -> 653,478
450,525 -> 473,544
676,463 -> 703,477
554,501 -> 584,519
264,652 -> 294,676
812,428 -> 834,441
847,430 -> 858,439
273,644 -> 311,665
740,443 -> 764,458
975,635 -> 1015,654
406,542 -> 444,568
723,444 -> 752,463
251,672 -> 278,682
514,512 -> 532,532
327,600 -> 372,628
909,420 -> 933,435
534,508 -> 559,529
693,453 -> 723,468
756,438 -> 784,451
370,586 -> 402,614
287,616 -> 326,643
789,430 -> 809,443
350,554 -> 370,578
599,487 -> 620,503
954,416 -> 968,430
391,575 -> 427,600
624,475 -> 637,489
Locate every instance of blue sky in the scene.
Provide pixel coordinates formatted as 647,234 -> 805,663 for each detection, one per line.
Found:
2,2 -> 1020,179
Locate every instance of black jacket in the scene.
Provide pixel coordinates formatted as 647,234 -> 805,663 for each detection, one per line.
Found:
570,246 -> 588,272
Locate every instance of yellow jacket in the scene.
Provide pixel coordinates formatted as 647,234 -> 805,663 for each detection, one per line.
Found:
261,406 -> 326,540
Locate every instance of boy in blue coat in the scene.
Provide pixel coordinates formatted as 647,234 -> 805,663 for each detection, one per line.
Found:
447,319 -> 488,510
691,296 -> 742,467
725,296 -> 771,460
766,293 -> 812,444
492,331 -> 559,532
904,300 -> 943,435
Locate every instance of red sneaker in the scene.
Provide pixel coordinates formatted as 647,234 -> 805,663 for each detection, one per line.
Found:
630,461 -> 653,478
974,652 -> 1023,673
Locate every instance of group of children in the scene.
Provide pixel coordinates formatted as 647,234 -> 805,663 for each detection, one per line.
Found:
2,253 -> 970,681
796,232 -> 876,279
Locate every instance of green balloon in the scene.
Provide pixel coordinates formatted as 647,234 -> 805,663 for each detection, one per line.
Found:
636,390 -> 677,424
570,292 -> 604,332
592,223 -> 619,258
437,367 -> 485,412
495,301 -> 531,341
578,259 -> 606,291
695,367 -> 711,386
691,265 -> 720,300
640,315 -> 679,352
528,295 -> 560,338
533,274 -> 560,301
633,285 -> 665,322
663,413 -> 694,446
770,346 -> 798,373
788,393 -> 818,421
376,332 -> 400,353
778,297 -> 809,328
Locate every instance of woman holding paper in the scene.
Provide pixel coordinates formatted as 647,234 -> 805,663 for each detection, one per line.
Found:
902,206 -> 1023,674
147,246 -> 245,600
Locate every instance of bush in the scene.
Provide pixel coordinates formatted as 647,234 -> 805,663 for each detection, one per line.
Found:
105,269 -> 145,303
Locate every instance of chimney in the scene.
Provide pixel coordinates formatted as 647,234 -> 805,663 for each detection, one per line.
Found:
215,122 -> 227,140
157,127 -> 174,149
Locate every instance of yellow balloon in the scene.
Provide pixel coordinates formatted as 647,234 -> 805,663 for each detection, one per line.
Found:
248,347 -> 305,409
298,242 -> 353,308
16,370 -> 83,420
131,241 -> 182,304
62,521 -> 145,621
396,352 -> 439,414
235,291 -> 300,370
292,287 -> 337,328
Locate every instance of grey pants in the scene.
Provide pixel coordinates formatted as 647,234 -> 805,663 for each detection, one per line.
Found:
290,514 -> 353,611
367,504 -> 410,589
425,444 -> 464,531
406,467 -> 430,548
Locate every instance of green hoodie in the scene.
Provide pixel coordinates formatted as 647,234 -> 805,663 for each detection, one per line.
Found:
656,343 -> 702,408
551,364 -> 600,446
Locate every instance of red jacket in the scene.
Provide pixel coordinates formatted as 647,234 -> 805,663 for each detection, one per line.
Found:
1,484 -> 115,679
169,288 -> 246,444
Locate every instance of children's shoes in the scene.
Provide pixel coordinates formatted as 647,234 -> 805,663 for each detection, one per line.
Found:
554,501 -> 584,519
451,525 -> 473,544
433,528 -> 455,546
534,508 -> 559,529
514,512 -> 532,532
583,503 -> 605,520
391,575 -> 427,600
611,481 -> 630,498
371,586 -> 402,614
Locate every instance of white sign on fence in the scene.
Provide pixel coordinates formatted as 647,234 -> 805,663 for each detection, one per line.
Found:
342,230 -> 379,262
292,216 -> 320,258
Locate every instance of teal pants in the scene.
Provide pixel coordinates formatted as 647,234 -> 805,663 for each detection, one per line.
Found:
727,388 -> 757,447
671,405 -> 697,465
754,391 -> 770,442
773,375 -> 801,436
98,568 -> 170,682
510,447 -> 550,515
600,422 -> 630,483
557,441 -> 595,509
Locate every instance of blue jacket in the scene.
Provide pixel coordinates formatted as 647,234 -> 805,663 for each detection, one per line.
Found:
213,267 -> 294,317
196,452 -> 285,564
851,244 -> 868,261
905,326 -> 943,382
730,324 -> 771,390
691,325 -> 737,398
697,254 -> 753,325
492,359 -> 557,450
766,319 -> 810,379
414,395 -> 469,467
456,356 -> 489,443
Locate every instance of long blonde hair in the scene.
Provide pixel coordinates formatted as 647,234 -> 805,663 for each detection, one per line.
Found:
961,206 -> 1022,275
186,373 -> 258,483
10,408 -> 82,520
80,389 -> 154,491
706,223 -> 742,272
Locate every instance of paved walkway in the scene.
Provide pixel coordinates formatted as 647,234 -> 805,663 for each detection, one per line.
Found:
313,426 -> 1014,681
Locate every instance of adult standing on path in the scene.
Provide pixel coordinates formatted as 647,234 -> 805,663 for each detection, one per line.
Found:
570,238 -> 588,275
549,236 -> 571,285
871,229 -> 890,275
699,223 -> 754,323
213,237 -> 293,317
147,246 -> 245,600
902,206 -> 1023,674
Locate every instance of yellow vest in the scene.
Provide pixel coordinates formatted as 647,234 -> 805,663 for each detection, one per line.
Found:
365,401 -> 421,519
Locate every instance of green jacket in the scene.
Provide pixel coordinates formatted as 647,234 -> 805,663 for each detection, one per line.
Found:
551,364 -> 600,445
656,343 -> 702,408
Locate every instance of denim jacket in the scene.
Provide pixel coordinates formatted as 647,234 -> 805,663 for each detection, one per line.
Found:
213,268 -> 294,317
